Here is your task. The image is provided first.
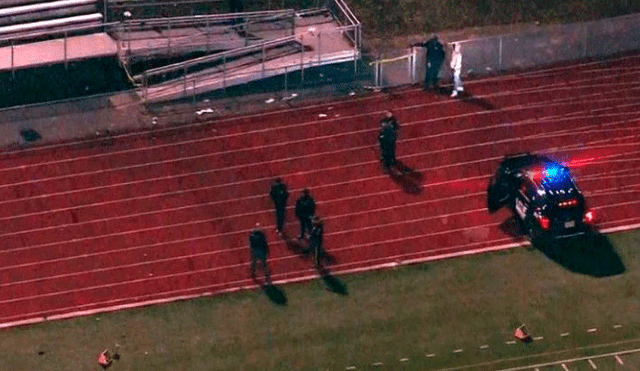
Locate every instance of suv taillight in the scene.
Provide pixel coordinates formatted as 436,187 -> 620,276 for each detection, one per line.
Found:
536,214 -> 550,230
583,210 -> 595,224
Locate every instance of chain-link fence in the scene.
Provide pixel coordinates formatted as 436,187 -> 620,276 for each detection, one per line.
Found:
375,13 -> 640,88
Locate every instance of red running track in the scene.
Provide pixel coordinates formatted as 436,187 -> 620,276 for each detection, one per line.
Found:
0,54 -> 639,328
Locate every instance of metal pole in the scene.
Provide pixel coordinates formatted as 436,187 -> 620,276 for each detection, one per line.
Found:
583,22 -> 588,58
103,0 -> 107,22
206,16 -> 210,53
498,36 -> 503,72
317,31 -> 321,62
223,55 -> 226,91
300,40 -> 305,83
64,31 -> 68,69
284,66 -> 288,94
11,41 -> 15,77
168,19 -> 172,56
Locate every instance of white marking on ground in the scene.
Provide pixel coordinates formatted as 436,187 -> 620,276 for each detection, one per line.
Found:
588,328 -> 597,333
400,358 -> 409,362
588,359 -> 597,369
480,345 -> 489,349
561,333 -> 570,337
533,336 -> 544,341
615,355 -> 624,365
453,349 -> 463,353
562,363 -> 570,371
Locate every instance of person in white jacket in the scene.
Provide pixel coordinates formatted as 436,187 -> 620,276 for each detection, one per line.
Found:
450,42 -> 463,97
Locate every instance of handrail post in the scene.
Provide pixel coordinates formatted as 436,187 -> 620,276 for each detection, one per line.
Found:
64,31 -> 68,69
11,40 -> 15,78
262,44 -> 266,78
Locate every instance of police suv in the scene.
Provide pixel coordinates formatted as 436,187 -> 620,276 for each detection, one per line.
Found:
487,153 -> 595,240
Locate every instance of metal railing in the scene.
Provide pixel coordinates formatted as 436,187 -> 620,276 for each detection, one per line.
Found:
139,48 -> 365,103
134,35 -> 299,84
115,10 -> 296,59
372,13 -> 640,88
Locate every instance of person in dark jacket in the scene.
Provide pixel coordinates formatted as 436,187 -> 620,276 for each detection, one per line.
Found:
295,188 -> 316,240
412,36 -> 445,90
269,178 -> 289,235
249,223 -> 271,285
378,111 -> 399,172
309,216 -> 325,269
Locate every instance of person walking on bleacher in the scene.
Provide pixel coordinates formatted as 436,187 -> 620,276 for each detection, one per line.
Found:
249,223 -> 271,285
295,188 -> 316,240
269,178 -> 289,236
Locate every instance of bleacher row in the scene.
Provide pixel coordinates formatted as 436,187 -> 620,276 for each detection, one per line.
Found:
0,0 -> 102,38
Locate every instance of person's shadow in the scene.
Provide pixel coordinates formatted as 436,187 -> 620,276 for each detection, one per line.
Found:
282,233 -> 347,295
262,284 -> 287,306
453,90 -> 496,111
388,160 -> 423,195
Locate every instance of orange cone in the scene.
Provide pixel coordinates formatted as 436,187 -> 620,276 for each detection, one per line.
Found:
514,324 -> 531,342
97,350 -> 113,369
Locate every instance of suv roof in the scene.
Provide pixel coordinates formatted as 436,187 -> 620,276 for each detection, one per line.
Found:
501,153 -> 576,193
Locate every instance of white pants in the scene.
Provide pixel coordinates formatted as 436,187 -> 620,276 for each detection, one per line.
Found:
453,70 -> 463,92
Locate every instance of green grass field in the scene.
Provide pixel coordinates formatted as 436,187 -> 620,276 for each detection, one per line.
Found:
1,229 -> 639,371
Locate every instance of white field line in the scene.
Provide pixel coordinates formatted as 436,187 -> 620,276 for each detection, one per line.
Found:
435,341 -> 640,371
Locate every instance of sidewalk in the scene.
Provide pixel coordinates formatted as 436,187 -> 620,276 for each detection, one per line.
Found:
0,77 -> 371,150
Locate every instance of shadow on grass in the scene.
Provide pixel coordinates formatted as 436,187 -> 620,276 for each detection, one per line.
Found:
283,234 -> 346,295
321,273 -> 348,296
388,160 -> 423,195
534,232 -> 626,277
262,284 -> 287,306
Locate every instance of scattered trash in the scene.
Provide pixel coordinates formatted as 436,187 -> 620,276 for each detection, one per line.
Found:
282,93 -> 298,101
349,91 -> 356,96
151,116 -> 158,125
514,324 -> 533,343
98,349 -> 120,369
265,98 -> 275,104
195,108 -> 214,116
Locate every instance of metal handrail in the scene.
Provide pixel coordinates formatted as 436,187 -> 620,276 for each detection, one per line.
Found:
334,0 -> 360,26
134,35 -> 299,81
120,9 -> 295,31
0,20 -> 119,44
